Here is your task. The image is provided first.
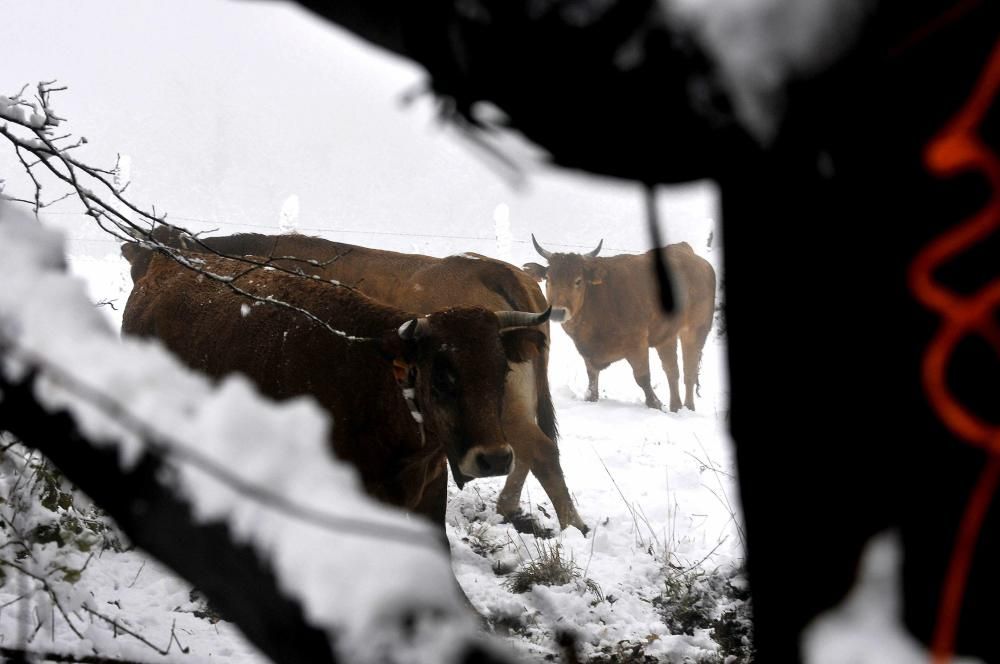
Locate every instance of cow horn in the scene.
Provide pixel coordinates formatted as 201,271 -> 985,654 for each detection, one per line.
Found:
495,307 -> 552,329
586,239 -> 604,257
398,317 -> 429,340
531,234 -> 553,260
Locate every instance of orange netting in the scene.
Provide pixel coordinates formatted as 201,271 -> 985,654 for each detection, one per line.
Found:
910,37 -> 1000,664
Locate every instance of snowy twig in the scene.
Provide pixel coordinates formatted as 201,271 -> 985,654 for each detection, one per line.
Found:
164,251 -> 378,345
126,561 -> 145,589
0,558 -> 87,641
690,436 -> 746,549
80,605 -> 188,656
674,536 -> 728,577
0,82 -> 370,345
592,446 -> 653,551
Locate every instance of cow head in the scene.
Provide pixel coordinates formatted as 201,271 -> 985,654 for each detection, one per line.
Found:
520,262 -> 548,282
381,306 -> 550,484
531,234 -> 604,322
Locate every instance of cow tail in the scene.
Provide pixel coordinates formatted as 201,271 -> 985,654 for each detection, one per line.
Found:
535,351 -> 559,443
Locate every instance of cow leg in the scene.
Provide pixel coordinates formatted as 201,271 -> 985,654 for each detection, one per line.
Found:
527,427 -> 588,535
583,357 -> 601,402
496,363 -> 546,534
626,346 -> 663,410
413,466 -> 449,531
498,422 -> 588,535
496,453 -> 537,534
679,324 -> 711,411
654,335 -> 683,412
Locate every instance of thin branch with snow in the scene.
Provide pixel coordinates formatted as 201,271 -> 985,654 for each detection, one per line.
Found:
0,82 -> 370,346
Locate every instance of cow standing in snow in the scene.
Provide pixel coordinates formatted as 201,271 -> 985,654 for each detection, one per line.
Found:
526,236 -> 716,412
120,248 -> 552,524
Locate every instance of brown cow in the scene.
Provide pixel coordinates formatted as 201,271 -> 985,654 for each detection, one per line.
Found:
130,227 -> 587,535
121,248 -> 552,525
528,236 -> 716,412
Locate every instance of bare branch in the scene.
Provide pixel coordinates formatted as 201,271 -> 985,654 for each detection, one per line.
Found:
2,85 -> 373,345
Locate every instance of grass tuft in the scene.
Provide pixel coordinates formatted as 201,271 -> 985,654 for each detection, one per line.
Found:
505,541 -> 603,601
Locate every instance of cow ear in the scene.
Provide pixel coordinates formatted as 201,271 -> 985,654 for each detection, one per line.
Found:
521,262 -> 548,282
378,330 -> 416,363
586,264 -> 607,285
501,328 -> 547,363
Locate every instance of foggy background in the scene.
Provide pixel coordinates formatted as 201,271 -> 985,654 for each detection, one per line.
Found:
0,0 -> 718,262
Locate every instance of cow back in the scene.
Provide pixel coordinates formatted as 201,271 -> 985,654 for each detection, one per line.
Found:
134,232 -> 559,442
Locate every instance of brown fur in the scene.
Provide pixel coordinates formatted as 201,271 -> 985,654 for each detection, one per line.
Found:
533,242 -> 716,412
121,250 -> 543,524
123,232 -> 587,534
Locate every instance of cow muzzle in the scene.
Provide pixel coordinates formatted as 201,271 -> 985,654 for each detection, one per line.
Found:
552,306 -> 571,322
459,445 -> 515,478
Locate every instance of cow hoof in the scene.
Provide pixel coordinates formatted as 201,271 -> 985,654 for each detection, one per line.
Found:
503,510 -> 554,538
533,525 -> 556,539
574,522 -> 591,536
646,399 -> 664,410
584,391 -> 598,402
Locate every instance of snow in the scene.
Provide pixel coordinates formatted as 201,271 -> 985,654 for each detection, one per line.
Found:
804,532 -> 985,664
114,153 -> 132,191
494,203 -> 512,263
0,94 -> 47,128
445,314 -> 740,661
279,194 -> 300,234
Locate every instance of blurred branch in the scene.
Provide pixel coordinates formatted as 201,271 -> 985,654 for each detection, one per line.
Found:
0,363 -> 342,664
0,646 -> 149,664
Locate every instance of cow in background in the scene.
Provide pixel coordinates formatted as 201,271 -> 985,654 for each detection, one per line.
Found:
121,248 -> 552,524
127,228 -> 588,535
527,236 -> 716,412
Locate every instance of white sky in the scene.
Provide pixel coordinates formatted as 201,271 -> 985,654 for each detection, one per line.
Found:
0,0 -> 718,261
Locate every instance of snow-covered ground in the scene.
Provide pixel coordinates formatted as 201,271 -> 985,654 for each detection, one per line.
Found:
33,227 -> 746,664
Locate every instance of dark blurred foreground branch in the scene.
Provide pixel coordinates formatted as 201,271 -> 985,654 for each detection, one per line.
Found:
0,646 -> 149,664
0,366 -> 340,664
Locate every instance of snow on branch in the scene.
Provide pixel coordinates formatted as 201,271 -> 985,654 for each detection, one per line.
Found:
0,202 -> 506,664
0,82 -> 371,346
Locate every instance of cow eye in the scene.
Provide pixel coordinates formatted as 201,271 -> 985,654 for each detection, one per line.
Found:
574,277 -> 583,287
432,362 -> 458,396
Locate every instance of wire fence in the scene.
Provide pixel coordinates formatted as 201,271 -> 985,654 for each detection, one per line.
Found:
44,210 -> 650,255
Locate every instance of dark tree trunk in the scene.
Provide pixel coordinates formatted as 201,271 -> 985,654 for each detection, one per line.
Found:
0,368 -> 340,664
289,1 -> 1000,661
